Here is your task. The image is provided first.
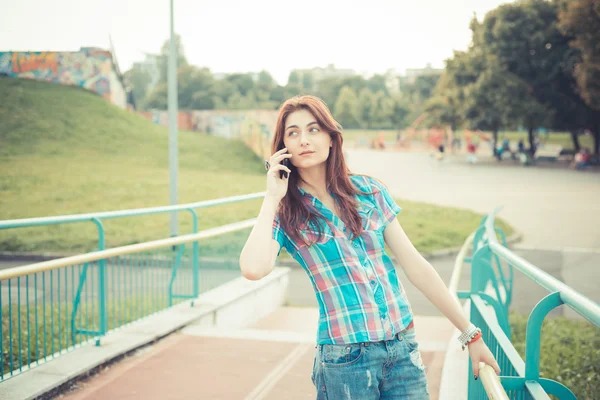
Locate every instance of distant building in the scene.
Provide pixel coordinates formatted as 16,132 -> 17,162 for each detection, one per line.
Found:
132,53 -> 161,94
293,64 -> 356,83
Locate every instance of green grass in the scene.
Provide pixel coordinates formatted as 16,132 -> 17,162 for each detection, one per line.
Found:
1,294 -> 173,376
510,313 -> 600,399
0,77 -> 512,254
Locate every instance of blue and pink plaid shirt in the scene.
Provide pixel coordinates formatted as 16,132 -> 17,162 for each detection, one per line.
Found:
273,175 -> 414,345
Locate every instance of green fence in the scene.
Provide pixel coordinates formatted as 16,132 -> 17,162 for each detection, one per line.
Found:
459,208 -> 600,399
0,193 -> 262,381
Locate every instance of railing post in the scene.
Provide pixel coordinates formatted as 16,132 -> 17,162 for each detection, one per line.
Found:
91,218 -> 107,345
524,292 -> 562,380
186,208 -> 199,299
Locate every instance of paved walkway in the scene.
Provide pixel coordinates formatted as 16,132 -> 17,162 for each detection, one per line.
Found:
345,149 -> 600,249
57,308 -> 453,400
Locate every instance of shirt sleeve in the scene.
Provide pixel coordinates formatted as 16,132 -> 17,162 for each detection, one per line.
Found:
272,214 -> 286,256
368,177 -> 402,227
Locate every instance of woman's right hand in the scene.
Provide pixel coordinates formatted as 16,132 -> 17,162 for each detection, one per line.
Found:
266,148 -> 292,201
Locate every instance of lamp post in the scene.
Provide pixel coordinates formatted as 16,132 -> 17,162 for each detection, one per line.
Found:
168,0 -> 179,238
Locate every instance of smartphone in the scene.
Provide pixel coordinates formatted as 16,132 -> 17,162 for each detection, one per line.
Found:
280,158 -> 290,179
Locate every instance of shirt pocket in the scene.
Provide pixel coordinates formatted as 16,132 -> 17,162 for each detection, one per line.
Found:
358,203 -> 382,232
358,204 -> 385,249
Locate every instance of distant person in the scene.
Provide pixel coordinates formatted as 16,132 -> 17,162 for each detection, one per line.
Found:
436,143 -> 445,161
571,148 -> 591,170
467,141 -> 477,164
240,95 -> 500,399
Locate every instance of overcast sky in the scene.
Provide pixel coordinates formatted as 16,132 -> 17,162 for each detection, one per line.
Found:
1,0 -> 514,84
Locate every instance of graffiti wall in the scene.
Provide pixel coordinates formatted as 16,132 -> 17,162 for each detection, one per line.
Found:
140,110 -> 278,160
0,47 -> 127,108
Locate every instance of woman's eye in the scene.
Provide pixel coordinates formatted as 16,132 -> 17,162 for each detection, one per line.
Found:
288,131 -> 298,136
310,127 -> 319,132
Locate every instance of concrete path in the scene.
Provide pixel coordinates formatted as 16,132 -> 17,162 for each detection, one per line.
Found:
57,307 -> 453,400
345,149 -> 600,249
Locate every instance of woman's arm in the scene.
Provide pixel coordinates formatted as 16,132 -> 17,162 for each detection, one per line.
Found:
239,196 -> 281,280
384,219 -> 501,377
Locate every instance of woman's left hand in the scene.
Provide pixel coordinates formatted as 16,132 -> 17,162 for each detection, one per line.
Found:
468,339 -> 501,379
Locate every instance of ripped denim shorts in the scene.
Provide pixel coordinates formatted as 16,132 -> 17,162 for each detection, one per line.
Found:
311,326 -> 430,399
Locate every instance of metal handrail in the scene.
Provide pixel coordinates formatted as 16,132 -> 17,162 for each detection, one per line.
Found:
484,208 -> 600,326
0,192 -> 265,229
448,231 -> 475,303
0,218 -> 256,280
446,230 -> 510,400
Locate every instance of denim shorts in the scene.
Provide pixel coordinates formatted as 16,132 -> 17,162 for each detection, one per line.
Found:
311,327 -> 430,399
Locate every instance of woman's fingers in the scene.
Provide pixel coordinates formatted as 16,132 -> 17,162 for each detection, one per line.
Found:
269,164 -> 291,176
270,152 -> 292,165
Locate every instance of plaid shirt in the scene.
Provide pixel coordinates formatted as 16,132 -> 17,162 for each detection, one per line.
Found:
273,175 -> 414,345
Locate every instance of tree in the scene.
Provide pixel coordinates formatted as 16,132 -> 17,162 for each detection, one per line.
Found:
558,0 -> 600,153
389,95 -> 410,130
313,77 -> 344,109
288,71 -> 301,85
158,34 -> 188,83
334,86 -> 360,129
557,0 -> 600,110
177,65 -> 215,109
367,75 -> 389,96
257,70 -> 276,93
302,72 -> 314,91
213,79 -> 237,104
357,88 -> 376,129
463,65 -> 551,154
226,73 -> 255,96
124,66 -> 152,110
144,83 -> 168,109
478,0 -> 594,152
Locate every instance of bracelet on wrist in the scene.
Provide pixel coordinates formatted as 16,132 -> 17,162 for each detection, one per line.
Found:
468,331 -> 482,345
459,325 -> 482,350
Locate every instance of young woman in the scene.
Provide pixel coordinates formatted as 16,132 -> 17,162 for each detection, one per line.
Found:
239,95 -> 500,399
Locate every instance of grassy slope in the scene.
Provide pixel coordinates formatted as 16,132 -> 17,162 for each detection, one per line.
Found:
0,77 -> 512,254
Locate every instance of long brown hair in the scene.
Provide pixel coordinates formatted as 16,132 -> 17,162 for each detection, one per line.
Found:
272,95 -> 366,244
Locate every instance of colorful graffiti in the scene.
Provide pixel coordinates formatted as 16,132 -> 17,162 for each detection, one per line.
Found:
0,47 -> 127,108
139,110 -> 278,160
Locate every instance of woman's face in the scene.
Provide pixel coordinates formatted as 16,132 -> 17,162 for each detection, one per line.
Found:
283,109 -> 332,170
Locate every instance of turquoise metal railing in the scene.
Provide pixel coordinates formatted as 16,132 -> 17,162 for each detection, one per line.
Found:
0,194 -> 263,381
458,208 -> 600,399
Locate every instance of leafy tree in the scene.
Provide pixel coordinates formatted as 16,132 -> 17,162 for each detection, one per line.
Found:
158,34 -> 188,83
288,71 -> 301,85
557,0 -> 600,153
478,0 -> 592,151
358,88 -> 376,129
334,86 -> 360,129
123,66 -> 152,110
302,72 -> 314,91
226,73 -> 254,96
144,83 -> 168,109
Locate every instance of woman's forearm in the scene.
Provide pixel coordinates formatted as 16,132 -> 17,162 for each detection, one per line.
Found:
407,257 -> 472,332
239,195 -> 280,280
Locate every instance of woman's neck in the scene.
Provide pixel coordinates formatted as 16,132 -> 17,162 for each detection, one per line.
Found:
298,166 -> 328,198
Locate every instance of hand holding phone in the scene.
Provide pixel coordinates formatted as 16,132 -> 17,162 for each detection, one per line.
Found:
280,158 -> 290,179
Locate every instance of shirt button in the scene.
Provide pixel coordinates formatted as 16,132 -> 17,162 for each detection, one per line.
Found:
370,280 -> 376,286
353,242 -> 360,248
